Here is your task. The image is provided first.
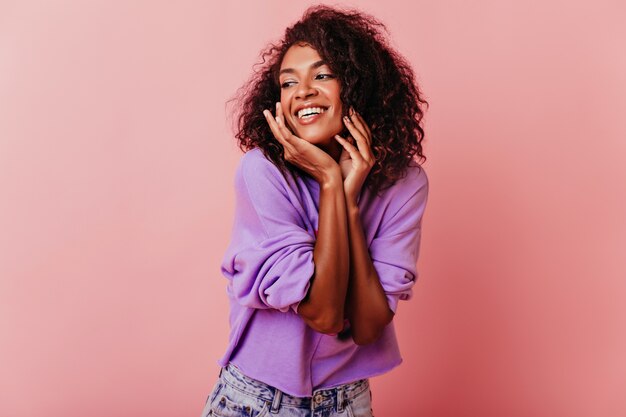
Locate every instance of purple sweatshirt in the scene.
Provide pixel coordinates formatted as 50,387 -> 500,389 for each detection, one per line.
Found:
217,147 -> 429,397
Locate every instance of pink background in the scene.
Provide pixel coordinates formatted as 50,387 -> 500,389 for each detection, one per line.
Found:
1,1 -> 625,416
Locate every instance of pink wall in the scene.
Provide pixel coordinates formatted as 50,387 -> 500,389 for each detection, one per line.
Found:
1,1 -> 624,416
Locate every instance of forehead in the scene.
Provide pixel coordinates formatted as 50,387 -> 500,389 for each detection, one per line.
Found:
280,44 -> 325,71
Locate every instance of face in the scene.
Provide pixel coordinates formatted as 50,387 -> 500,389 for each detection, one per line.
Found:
278,43 -> 344,146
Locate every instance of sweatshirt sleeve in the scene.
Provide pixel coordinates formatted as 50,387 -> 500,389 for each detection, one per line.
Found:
220,150 -> 315,313
369,168 -> 429,314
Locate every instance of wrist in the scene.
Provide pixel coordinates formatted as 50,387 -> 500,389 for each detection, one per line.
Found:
346,202 -> 360,218
317,167 -> 343,188
344,191 -> 360,209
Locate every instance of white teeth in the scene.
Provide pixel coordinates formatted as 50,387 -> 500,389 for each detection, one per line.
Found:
297,107 -> 326,119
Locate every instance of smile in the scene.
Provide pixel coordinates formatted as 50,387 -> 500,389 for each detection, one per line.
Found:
295,107 -> 328,125
297,107 -> 327,119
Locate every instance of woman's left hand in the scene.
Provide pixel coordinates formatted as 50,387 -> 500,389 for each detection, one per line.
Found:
334,107 -> 375,206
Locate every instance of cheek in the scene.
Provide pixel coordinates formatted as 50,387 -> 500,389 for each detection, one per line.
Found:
327,110 -> 344,133
330,84 -> 342,105
331,96 -> 343,114
279,96 -> 297,130
279,90 -> 288,108
280,98 -> 294,122
279,98 -> 291,122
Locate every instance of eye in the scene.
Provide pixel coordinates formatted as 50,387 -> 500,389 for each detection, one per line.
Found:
280,73 -> 335,89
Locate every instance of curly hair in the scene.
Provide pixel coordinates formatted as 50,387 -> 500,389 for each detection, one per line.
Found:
226,4 -> 429,196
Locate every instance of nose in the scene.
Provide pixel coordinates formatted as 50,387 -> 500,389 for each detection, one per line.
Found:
295,79 -> 317,100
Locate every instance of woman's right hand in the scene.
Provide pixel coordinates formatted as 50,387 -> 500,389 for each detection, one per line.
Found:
263,102 -> 340,185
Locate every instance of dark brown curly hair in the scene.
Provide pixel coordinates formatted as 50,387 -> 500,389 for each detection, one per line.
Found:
226,4 -> 429,196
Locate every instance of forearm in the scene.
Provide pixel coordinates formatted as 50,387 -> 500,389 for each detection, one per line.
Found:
345,202 -> 393,345
298,173 -> 350,334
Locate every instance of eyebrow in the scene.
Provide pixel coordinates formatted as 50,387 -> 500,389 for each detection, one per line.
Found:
279,60 -> 328,76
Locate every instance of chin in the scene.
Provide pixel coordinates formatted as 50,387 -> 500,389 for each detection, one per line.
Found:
287,114 -> 343,143
300,132 -> 332,144
297,126 -> 343,145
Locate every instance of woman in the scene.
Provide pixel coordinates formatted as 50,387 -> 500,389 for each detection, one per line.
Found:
202,5 -> 429,417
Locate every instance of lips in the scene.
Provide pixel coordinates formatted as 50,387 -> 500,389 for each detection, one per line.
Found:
298,107 -> 327,119
291,104 -> 330,127
296,111 -> 325,125
292,103 -> 329,117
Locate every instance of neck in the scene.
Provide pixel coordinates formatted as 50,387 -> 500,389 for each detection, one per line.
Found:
319,140 -> 342,163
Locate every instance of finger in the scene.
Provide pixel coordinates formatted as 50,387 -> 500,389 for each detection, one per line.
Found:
343,116 -> 365,145
263,109 -> 288,147
349,108 -> 372,144
276,102 -> 294,139
263,109 -> 283,141
347,108 -> 374,159
343,116 -> 374,161
334,134 -> 362,162
276,102 -> 284,125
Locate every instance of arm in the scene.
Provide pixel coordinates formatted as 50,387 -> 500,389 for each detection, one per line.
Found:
220,152 -> 319,312
332,108 -> 391,344
297,171 -> 351,335
261,103 -> 351,335
333,108 -> 429,345
344,201 -> 393,345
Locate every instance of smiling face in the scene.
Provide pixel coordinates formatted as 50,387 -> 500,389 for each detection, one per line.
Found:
278,43 -> 344,148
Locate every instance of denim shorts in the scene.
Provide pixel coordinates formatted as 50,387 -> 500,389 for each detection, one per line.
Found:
200,362 -> 374,417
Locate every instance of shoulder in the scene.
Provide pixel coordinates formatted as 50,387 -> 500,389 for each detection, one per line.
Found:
398,161 -> 429,192
235,148 -> 290,195
239,147 -> 281,176
372,162 -> 429,234
382,161 -> 429,206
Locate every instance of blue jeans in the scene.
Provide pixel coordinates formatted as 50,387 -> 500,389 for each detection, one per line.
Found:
200,363 -> 374,417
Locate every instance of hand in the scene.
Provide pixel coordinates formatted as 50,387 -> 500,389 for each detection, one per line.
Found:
263,102 -> 340,184
334,107 -> 375,205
